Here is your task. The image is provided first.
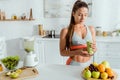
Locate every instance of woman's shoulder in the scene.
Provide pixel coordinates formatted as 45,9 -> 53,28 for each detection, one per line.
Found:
88,25 -> 95,31
88,25 -> 94,29
61,27 -> 68,34
87,25 -> 96,35
60,27 -> 68,38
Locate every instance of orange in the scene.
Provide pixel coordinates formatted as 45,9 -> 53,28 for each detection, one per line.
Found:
97,64 -> 105,72
106,68 -> 114,77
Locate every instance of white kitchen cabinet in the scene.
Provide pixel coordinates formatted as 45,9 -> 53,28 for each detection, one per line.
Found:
0,37 -> 7,59
35,38 -> 68,64
95,37 -> 120,69
35,37 -> 120,68
34,39 -> 45,64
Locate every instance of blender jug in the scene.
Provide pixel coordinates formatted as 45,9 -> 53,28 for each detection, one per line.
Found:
23,37 -> 39,67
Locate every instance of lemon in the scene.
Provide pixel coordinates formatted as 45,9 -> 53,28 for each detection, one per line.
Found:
92,62 -> 98,67
10,72 -> 19,79
16,69 -> 22,74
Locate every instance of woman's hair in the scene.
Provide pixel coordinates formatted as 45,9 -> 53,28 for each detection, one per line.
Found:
66,0 -> 88,48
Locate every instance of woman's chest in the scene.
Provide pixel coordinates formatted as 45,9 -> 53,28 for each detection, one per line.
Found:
73,28 -> 87,39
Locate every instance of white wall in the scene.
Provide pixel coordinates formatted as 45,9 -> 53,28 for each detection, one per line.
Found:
0,0 -> 120,59
0,0 -> 44,59
1,0 -> 120,39
92,0 -> 120,30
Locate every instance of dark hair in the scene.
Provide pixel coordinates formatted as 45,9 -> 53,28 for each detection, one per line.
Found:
66,0 -> 88,48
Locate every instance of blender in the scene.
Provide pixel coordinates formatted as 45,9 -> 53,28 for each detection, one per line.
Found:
23,37 -> 39,67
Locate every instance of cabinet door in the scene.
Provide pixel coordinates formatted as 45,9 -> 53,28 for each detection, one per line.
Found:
0,38 -> 7,59
44,40 -> 63,64
34,40 -> 45,64
95,42 -> 120,68
62,57 -> 69,65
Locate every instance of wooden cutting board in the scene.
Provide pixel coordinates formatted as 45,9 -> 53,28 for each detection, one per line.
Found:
0,67 -> 39,80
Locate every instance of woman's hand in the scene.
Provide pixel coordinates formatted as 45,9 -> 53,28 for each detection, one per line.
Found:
81,43 -> 96,57
72,42 -> 97,57
80,49 -> 93,57
91,43 -> 97,53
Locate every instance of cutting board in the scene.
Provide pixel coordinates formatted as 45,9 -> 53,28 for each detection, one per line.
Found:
0,67 -> 39,80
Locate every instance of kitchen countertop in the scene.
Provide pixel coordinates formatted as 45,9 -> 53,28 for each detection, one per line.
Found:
0,61 -> 120,80
34,35 -> 59,41
34,35 -> 120,42
96,36 -> 120,42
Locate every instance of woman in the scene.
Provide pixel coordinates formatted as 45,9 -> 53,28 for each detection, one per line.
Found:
59,0 -> 97,67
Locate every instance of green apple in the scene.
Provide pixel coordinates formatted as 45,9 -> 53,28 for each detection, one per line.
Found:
101,72 -> 108,79
92,71 -> 100,79
101,61 -> 110,68
83,69 -> 91,79
10,72 -> 19,79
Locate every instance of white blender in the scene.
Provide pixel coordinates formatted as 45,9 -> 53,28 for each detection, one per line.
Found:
23,37 -> 39,67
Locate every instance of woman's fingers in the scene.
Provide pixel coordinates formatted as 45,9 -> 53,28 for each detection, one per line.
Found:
91,43 -> 97,52
81,51 -> 88,54
81,51 -> 92,57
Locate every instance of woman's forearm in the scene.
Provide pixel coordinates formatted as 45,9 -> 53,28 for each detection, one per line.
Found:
60,49 -> 79,56
60,49 -> 83,56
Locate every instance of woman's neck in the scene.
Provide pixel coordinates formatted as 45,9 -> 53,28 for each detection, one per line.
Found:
74,24 -> 85,29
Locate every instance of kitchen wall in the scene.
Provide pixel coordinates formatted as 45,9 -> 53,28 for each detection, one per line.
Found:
93,0 -> 120,30
1,0 -> 120,39
0,0 -> 120,59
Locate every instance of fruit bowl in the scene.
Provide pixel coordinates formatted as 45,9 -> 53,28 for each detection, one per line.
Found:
81,71 -> 117,80
81,61 -> 117,80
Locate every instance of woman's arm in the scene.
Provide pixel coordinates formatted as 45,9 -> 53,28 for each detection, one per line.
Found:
59,28 -> 84,56
75,26 -> 97,57
89,26 -> 97,53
